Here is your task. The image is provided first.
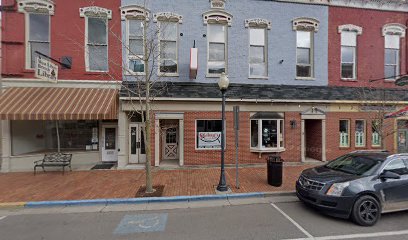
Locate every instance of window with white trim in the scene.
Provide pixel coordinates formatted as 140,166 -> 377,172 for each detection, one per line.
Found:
196,120 -> 223,149
128,19 -> 145,73
339,119 -> 350,147
382,23 -> 406,80
207,24 -> 227,75
28,13 -> 50,69
372,120 -> 381,147
158,21 -> 178,74
249,28 -> 267,77
86,17 -> 108,71
384,34 -> 400,79
80,7 -> 112,72
293,18 -> 319,79
341,31 -> 357,79
355,120 -> 365,147
250,113 -> 284,151
17,0 -> 54,70
296,31 -> 313,78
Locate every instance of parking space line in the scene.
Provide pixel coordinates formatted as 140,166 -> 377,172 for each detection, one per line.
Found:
0,216 -> 6,221
284,229 -> 408,240
270,203 -> 313,239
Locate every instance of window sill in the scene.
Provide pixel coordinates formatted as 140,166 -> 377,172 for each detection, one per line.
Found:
295,77 -> 315,81
206,73 -> 224,78
124,72 -> 146,77
11,150 -> 99,158
339,146 -> 350,149
341,78 -> 357,82
158,73 -> 179,77
250,148 -> 285,153
195,148 -> 222,151
85,71 -> 109,75
249,76 -> 268,80
384,79 -> 396,82
23,69 -> 35,73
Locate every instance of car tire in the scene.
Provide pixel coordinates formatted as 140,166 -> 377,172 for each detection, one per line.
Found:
351,195 -> 381,226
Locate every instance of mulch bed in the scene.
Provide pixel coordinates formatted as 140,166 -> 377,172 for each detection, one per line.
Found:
135,185 -> 165,198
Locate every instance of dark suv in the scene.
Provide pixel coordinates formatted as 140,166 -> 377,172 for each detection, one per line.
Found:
296,151 -> 408,226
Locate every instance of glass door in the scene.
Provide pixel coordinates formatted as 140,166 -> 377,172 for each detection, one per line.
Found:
129,123 -> 146,164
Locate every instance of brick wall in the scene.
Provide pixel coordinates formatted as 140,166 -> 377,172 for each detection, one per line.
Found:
325,112 -> 395,161
328,6 -> 408,89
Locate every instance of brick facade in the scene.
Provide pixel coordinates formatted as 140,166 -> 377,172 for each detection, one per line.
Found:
328,6 -> 408,89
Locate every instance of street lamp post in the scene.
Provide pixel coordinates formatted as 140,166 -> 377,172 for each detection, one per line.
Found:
217,72 -> 229,192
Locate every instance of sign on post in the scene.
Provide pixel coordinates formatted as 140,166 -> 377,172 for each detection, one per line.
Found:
35,57 -> 58,83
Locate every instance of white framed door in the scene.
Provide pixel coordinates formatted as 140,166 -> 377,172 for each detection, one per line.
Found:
101,125 -> 118,162
162,127 -> 179,160
129,123 -> 146,164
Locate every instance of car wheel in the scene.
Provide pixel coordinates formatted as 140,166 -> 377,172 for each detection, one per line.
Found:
351,195 -> 381,226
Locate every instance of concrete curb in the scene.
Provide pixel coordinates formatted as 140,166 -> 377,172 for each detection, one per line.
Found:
11,191 -> 296,208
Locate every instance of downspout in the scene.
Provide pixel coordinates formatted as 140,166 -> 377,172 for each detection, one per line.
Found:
406,19 -> 408,75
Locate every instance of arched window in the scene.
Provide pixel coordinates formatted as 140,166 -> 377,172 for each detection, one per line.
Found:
382,23 -> 406,79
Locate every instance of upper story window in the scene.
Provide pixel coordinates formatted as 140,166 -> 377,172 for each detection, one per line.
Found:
339,25 -> 362,80
245,19 -> 271,78
121,5 -> 150,75
203,9 -> 232,77
293,18 -> 319,79
80,7 -> 112,72
154,12 -> 183,76
17,0 -> 55,70
383,23 -> 406,80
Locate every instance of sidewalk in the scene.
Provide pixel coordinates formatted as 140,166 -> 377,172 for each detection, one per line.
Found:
0,164 -> 318,203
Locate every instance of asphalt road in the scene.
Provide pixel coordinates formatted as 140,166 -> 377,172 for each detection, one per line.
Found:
1,199 -> 408,240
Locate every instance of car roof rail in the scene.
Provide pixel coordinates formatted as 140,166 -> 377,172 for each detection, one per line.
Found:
389,153 -> 408,158
350,150 -> 389,154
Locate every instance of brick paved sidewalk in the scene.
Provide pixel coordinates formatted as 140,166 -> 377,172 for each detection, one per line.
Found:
0,164 -> 318,203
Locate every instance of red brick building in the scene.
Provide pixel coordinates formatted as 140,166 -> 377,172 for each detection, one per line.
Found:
0,0 -> 122,172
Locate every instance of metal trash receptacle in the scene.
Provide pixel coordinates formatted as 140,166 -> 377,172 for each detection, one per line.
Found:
267,155 -> 283,187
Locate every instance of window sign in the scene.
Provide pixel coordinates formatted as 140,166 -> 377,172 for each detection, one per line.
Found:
196,120 -> 223,149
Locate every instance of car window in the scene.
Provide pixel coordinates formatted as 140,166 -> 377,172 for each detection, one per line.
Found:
325,155 -> 382,175
384,159 -> 408,175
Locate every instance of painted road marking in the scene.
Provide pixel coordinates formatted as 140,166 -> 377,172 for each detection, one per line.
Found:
270,203 -> 314,239
0,216 -> 6,221
114,213 -> 168,235
284,229 -> 408,240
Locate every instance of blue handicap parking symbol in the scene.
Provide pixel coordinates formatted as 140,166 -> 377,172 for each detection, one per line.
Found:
114,213 -> 168,235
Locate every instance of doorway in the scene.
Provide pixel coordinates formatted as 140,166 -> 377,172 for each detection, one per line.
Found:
160,120 -> 179,166
129,123 -> 146,164
305,119 -> 322,161
101,125 -> 118,162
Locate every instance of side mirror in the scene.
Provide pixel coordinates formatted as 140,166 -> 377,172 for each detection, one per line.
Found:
380,171 -> 401,180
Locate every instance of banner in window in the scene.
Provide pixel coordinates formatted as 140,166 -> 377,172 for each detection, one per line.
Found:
198,132 -> 221,149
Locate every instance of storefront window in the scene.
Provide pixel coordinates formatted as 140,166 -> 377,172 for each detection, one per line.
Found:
11,120 -> 99,156
196,120 -> 223,149
250,112 -> 284,151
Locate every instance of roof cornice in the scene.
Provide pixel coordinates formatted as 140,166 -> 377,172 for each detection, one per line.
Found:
275,0 -> 408,12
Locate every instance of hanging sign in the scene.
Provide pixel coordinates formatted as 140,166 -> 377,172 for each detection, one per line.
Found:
197,132 -> 221,149
35,57 -> 58,83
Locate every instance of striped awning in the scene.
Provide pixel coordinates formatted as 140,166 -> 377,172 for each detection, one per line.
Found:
0,87 -> 118,120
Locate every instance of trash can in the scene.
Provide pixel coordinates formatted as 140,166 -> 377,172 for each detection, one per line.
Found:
267,155 -> 283,187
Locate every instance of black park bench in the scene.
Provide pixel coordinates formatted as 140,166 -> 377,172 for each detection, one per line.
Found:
34,153 -> 73,175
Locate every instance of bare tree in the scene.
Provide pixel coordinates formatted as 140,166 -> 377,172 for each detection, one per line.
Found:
356,86 -> 399,149
64,0 -> 172,194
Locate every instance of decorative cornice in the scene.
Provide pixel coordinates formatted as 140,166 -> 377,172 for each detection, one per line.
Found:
202,10 -> 233,26
17,0 -> 55,15
153,12 -> 183,23
80,6 -> 112,19
245,18 -> 271,29
338,24 -> 363,35
329,0 -> 408,13
382,23 -> 406,38
210,0 -> 226,9
120,5 -> 150,21
292,17 -> 319,32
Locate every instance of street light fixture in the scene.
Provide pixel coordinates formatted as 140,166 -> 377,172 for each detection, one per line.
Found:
217,72 -> 229,192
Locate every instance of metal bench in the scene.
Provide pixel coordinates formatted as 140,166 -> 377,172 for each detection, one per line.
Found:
34,153 -> 72,175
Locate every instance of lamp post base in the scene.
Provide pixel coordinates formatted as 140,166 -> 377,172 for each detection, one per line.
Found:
214,185 -> 232,194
